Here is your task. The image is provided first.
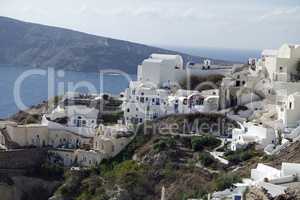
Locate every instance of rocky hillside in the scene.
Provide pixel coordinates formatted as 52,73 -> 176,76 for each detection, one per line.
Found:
50,114 -> 242,200
0,176 -> 60,200
0,16 -> 232,74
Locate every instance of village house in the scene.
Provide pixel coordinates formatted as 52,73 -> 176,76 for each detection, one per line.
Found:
231,122 -> 277,151
43,92 -> 102,137
219,64 -> 270,110
123,54 -> 223,125
249,162 -> 300,197
0,90 -> 133,167
4,121 -> 93,149
137,54 -> 185,88
253,44 -> 300,133
277,92 -> 300,129
93,123 -> 133,158
258,44 -> 300,83
213,162 -> 300,199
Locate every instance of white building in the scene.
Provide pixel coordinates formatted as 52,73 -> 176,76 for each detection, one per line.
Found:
123,54 -> 221,125
251,162 -> 300,185
123,82 -> 170,124
137,54 -> 185,88
277,92 -> 300,128
231,122 -> 277,151
257,44 -> 300,82
43,93 -> 102,137
93,124 -> 133,158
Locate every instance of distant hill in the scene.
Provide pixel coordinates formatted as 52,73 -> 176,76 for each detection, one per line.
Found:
0,16 -> 232,74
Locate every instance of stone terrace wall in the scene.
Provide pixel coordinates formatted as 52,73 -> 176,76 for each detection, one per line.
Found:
0,148 -> 47,169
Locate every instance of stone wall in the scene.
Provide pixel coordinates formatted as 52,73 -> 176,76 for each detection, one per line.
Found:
0,148 -> 47,169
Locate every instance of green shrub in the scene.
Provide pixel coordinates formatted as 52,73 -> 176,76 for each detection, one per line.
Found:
153,141 -> 167,152
191,135 -> 221,151
225,145 -> 259,165
38,162 -> 64,179
214,173 -> 241,191
199,152 -> 215,167
153,137 -> 176,152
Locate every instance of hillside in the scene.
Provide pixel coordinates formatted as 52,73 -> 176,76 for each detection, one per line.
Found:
0,16 -> 232,74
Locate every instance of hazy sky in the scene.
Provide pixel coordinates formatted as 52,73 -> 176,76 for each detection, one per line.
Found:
1,0 -> 300,50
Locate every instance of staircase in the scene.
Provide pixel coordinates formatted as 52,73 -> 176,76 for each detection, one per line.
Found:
0,128 -> 20,149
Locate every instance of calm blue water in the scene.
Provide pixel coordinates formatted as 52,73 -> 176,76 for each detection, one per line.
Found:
0,66 -> 135,118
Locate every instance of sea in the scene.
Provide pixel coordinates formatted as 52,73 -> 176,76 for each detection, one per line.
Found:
0,48 -> 261,118
0,66 -> 136,118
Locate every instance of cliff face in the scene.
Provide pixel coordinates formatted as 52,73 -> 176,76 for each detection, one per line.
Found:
0,16 -> 231,73
0,176 -> 60,200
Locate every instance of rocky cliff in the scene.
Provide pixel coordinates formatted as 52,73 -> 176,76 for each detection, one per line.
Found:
0,176 -> 60,200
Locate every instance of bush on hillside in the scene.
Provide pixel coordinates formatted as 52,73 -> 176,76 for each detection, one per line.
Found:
214,173 -> 241,191
198,152 -> 215,167
191,135 -> 221,151
224,144 -> 260,165
153,137 -> 176,152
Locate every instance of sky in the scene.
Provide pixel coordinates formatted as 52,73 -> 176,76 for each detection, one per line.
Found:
0,0 -> 300,50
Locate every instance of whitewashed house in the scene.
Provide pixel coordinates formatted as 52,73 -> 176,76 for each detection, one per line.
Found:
123,82 -> 170,124
93,124 -> 133,158
137,54 -> 185,88
258,44 -> 300,83
219,66 -> 269,109
231,122 -> 277,151
277,92 -> 300,128
123,54 -> 221,125
43,93 -> 101,137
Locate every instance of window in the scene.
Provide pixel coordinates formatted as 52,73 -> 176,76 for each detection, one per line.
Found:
139,118 -> 143,123
145,97 -> 149,101
127,108 -> 130,112
279,66 -> 283,72
140,97 -> 145,103
141,92 -> 144,95
290,102 -> 292,109
156,98 -> 160,105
